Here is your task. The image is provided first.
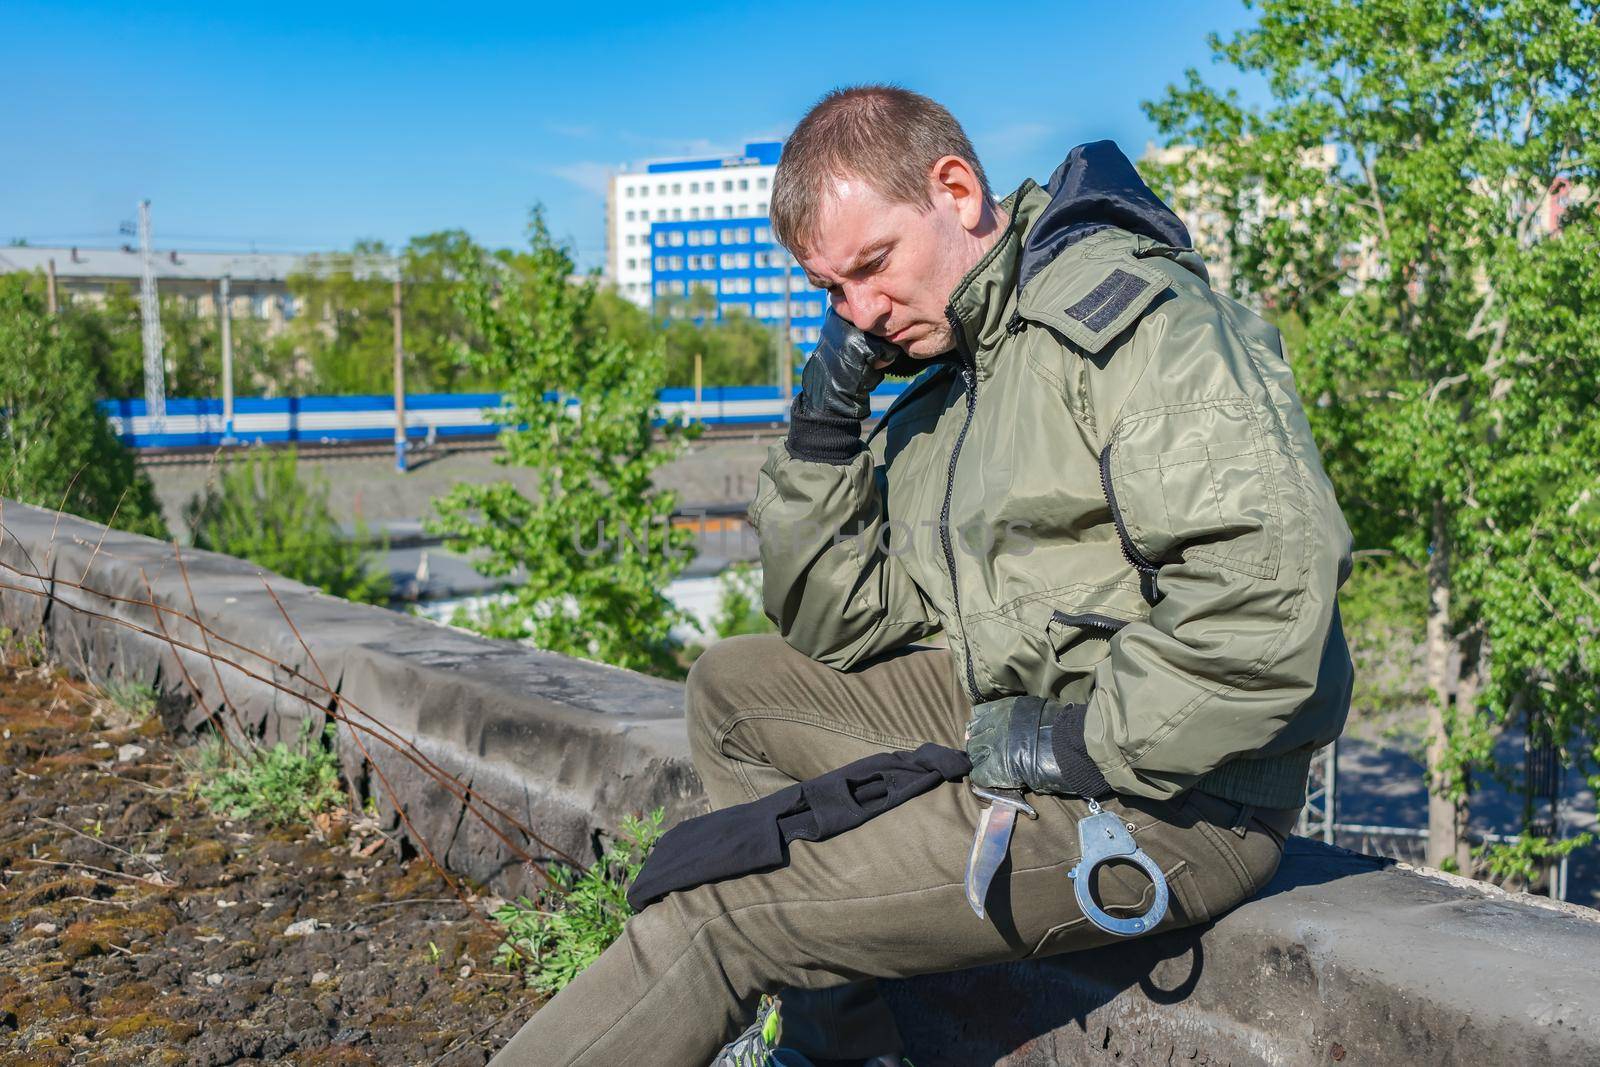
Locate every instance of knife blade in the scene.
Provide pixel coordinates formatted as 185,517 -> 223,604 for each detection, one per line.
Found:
963,785 -> 1037,920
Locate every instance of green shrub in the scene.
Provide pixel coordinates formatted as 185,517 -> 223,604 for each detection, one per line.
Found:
185,448 -> 390,604
493,808 -> 665,994
189,720 -> 345,827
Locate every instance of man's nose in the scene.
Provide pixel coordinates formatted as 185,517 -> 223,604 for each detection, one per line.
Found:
838,283 -> 891,333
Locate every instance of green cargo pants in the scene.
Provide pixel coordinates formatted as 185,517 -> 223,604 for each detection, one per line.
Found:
490,634 -> 1297,1066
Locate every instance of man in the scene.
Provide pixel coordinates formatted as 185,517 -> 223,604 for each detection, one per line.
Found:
492,85 -> 1352,1066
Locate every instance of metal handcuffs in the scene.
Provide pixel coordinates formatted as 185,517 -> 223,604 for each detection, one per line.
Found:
1066,798 -> 1169,936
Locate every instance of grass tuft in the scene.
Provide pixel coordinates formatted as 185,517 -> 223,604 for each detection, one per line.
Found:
95,678 -> 158,722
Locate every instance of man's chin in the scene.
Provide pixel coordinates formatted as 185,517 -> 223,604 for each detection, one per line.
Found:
903,336 -> 953,358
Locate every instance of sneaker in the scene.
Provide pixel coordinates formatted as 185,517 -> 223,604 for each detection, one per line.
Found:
710,994 -> 786,1067
710,996 -> 912,1067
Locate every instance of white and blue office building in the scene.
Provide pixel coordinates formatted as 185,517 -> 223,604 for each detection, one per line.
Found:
607,141 -> 829,355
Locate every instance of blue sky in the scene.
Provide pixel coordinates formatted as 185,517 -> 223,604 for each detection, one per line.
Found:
1,1 -> 1266,270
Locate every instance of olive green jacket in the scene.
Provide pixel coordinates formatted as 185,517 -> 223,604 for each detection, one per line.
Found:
748,171 -> 1353,810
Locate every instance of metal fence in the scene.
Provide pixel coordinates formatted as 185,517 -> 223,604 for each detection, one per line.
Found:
99,384 -> 913,451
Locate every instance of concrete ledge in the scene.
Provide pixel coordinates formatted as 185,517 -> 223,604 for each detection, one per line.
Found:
0,499 -> 704,893
884,840 -> 1600,1063
4,499 -> 1598,1064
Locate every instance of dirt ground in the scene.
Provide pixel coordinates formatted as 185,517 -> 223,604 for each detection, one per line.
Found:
0,661 -> 542,1066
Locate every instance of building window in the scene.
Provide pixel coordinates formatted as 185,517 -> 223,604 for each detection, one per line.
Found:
670,256 -> 684,270
756,226 -> 770,242
672,208 -> 683,219
722,179 -> 732,191
657,183 -> 667,195
669,231 -> 684,246
686,230 -> 700,246
757,202 -> 767,214
722,205 -> 734,217
739,178 -> 749,191
735,227 -> 750,243
737,253 -> 751,268
689,181 -> 699,194
626,186 -> 636,197
624,210 -> 635,222
638,186 -> 647,197
625,258 -> 636,270
655,256 -> 667,270
720,253 -> 734,270
757,177 -> 768,190
720,227 -> 735,243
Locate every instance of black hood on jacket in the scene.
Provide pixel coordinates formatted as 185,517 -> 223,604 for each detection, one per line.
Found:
1018,140 -> 1192,293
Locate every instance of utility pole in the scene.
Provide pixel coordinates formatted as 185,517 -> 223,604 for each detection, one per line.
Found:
218,275 -> 235,444
137,199 -> 167,429
694,351 -> 704,425
392,276 -> 407,473
45,258 -> 58,315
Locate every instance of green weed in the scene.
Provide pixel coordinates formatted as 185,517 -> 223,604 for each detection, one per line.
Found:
187,720 -> 346,827
96,677 -> 158,721
493,808 -> 666,995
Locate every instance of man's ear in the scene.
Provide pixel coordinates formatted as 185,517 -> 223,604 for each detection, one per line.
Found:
930,154 -> 987,232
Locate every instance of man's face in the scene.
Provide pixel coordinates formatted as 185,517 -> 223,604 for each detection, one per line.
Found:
797,164 -> 996,358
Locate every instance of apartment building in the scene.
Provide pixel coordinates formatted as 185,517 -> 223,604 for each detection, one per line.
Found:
604,140 -> 828,351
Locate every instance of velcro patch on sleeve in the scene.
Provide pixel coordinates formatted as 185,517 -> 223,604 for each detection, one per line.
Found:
1064,269 -> 1152,333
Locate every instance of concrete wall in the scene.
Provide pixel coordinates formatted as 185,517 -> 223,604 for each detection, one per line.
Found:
4,498 -> 1598,1065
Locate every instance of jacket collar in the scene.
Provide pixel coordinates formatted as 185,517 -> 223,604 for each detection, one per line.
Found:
944,180 -> 1050,381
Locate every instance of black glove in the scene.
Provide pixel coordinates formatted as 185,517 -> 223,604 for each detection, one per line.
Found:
785,311 -> 903,463
964,695 -> 1111,798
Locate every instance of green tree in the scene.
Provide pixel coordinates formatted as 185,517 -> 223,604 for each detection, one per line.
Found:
55,282 -> 281,401
283,232 -> 491,395
589,288 -> 782,388
1147,0 -> 1600,878
0,273 -> 168,538
185,448 -> 390,604
429,209 -> 698,677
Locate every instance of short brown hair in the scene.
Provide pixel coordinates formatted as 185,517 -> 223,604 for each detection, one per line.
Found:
770,85 -> 992,256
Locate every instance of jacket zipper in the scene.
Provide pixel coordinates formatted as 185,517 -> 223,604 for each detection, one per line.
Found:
1050,608 -> 1128,636
941,305 -> 982,703
1098,442 -> 1164,604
